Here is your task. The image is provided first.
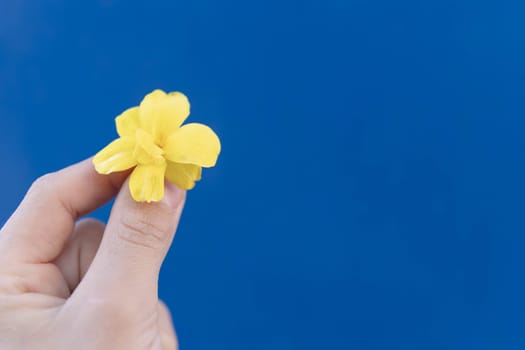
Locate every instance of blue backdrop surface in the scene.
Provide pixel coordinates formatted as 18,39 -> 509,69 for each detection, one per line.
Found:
2,0 -> 525,349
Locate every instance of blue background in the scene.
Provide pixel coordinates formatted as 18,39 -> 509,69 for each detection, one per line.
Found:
1,0 -> 525,348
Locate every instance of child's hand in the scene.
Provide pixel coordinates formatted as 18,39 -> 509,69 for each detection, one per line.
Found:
0,158 -> 184,350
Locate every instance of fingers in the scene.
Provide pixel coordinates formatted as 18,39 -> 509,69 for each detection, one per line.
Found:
78,180 -> 185,303
158,301 -> 178,350
55,219 -> 105,293
0,158 -> 128,263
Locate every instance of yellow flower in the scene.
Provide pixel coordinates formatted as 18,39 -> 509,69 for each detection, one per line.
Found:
93,89 -> 221,202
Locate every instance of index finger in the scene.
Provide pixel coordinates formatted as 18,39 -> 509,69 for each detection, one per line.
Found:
0,158 -> 128,263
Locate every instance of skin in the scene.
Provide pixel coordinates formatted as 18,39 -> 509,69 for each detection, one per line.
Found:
0,158 -> 185,349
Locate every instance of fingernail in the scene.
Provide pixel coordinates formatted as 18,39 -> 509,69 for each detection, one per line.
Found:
162,181 -> 186,209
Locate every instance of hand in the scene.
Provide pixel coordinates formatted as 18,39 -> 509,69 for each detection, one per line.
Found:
0,159 -> 185,350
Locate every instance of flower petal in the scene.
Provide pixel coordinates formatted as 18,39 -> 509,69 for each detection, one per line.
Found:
195,166 -> 202,181
129,162 -> 167,202
115,106 -> 141,137
164,123 -> 221,167
165,162 -> 202,190
133,128 -> 164,165
139,90 -> 190,146
93,137 -> 137,174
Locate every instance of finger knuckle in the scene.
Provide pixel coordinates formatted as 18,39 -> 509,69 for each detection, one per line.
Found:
76,218 -> 106,232
29,172 -> 58,196
117,208 -> 173,250
75,219 -> 105,254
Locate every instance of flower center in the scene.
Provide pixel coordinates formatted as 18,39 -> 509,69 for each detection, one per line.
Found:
133,128 -> 166,166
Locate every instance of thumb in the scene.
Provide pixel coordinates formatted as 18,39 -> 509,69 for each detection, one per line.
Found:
79,179 -> 185,302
